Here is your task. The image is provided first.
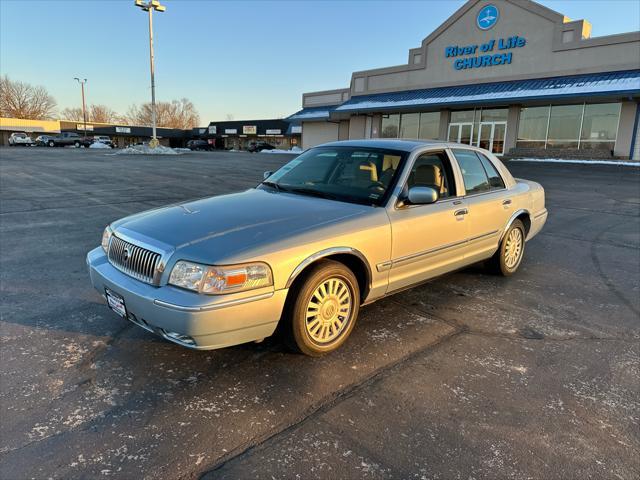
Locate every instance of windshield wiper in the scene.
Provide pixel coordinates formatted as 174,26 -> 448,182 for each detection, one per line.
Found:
261,181 -> 286,192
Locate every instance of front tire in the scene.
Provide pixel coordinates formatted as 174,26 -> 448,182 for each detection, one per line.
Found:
284,260 -> 360,356
487,219 -> 526,276
48,141 -> 55,147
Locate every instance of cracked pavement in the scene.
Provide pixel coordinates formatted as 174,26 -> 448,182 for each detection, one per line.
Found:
1,148 -> 638,479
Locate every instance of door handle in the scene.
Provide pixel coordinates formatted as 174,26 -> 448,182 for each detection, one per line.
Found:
454,208 -> 468,217
502,199 -> 512,206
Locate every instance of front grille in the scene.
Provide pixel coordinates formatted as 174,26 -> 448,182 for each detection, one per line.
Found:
108,235 -> 161,284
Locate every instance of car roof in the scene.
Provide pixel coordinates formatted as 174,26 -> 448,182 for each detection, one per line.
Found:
315,139 -> 467,153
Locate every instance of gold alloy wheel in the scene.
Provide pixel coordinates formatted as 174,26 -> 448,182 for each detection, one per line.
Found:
504,227 -> 523,269
305,277 -> 352,344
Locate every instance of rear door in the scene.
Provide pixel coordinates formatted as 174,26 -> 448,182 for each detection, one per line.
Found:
450,148 -> 512,263
385,150 -> 469,292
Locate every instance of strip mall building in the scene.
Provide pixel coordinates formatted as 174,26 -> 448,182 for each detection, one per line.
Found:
288,0 -> 640,159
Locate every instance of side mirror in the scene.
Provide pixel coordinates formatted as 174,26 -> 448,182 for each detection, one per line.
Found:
406,186 -> 438,205
263,171 -> 273,180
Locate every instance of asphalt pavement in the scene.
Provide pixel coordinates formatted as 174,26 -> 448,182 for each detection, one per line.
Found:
0,147 -> 638,479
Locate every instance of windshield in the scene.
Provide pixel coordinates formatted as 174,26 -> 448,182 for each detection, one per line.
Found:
259,146 -> 407,206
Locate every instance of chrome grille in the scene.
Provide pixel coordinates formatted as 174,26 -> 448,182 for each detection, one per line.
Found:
108,235 -> 161,284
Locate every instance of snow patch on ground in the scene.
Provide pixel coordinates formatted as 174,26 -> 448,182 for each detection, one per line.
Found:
115,144 -> 182,155
509,158 -> 640,167
89,142 -> 111,149
260,147 -> 303,155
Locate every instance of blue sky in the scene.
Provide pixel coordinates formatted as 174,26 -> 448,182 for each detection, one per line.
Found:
1,0 -> 638,124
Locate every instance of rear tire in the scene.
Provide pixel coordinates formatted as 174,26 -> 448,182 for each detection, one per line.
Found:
48,141 -> 55,147
487,219 -> 526,276
283,260 -> 360,356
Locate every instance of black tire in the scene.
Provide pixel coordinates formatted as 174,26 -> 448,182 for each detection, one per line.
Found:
487,219 -> 526,276
74,141 -> 80,148
283,259 -> 360,356
48,141 -> 55,147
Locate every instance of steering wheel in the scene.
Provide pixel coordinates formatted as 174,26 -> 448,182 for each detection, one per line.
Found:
367,181 -> 385,191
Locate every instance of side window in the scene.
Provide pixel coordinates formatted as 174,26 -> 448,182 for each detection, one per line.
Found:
407,151 -> 456,199
452,149 -> 490,195
476,152 -> 505,189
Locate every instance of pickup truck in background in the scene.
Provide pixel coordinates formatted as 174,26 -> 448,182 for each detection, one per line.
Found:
47,132 -> 93,148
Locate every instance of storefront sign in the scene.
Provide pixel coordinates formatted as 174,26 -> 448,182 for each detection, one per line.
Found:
115,126 -> 131,133
77,124 -> 94,131
243,125 -> 257,135
266,129 -> 281,135
291,126 -> 302,134
445,35 -> 526,70
225,128 -> 237,134
208,126 -> 217,134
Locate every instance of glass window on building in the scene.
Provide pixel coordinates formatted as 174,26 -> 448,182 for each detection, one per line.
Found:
419,112 -> 440,139
517,106 -> 550,148
381,114 -> 400,138
480,108 -> 508,122
546,104 -> 583,148
450,110 -> 475,124
580,103 -> 621,150
399,113 -> 419,139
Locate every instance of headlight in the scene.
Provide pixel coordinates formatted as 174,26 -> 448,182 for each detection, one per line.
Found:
101,226 -> 113,253
169,261 -> 273,294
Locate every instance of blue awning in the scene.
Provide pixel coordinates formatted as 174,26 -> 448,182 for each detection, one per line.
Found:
335,70 -> 640,114
286,105 -> 337,121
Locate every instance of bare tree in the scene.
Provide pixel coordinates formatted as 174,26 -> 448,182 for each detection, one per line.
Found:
89,104 -> 118,123
0,75 -> 57,119
61,107 -> 84,121
61,104 -> 119,123
123,98 -> 200,129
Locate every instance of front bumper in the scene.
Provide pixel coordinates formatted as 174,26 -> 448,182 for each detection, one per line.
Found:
87,247 -> 286,350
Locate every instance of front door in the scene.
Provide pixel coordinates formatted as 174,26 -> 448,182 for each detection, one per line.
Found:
448,123 -> 474,146
386,150 -> 469,292
477,122 -> 507,155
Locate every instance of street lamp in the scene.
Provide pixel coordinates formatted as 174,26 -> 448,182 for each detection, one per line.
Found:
135,0 -> 166,149
74,77 -> 88,139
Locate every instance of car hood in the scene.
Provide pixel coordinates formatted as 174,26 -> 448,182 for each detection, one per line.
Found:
112,188 -> 370,261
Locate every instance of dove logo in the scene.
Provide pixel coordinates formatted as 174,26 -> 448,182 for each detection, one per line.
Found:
477,4 -> 499,30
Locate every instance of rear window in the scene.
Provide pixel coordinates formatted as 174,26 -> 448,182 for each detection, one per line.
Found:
452,149 -> 491,194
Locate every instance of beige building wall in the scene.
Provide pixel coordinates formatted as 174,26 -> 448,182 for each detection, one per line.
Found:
348,116 -> 367,139
302,122 -> 340,149
351,0 -> 639,95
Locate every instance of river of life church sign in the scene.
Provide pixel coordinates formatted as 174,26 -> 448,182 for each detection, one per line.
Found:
445,35 -> 527,70
445,4 -> 526,70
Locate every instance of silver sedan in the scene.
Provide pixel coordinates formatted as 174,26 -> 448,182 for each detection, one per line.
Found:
87,139 -> 547,356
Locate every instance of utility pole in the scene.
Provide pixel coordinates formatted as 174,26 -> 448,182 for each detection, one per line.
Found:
74,78 -> 88,139
135,0 -> 166,148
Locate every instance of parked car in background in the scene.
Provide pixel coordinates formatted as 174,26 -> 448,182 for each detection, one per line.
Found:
248,141 -> 275,152
88,139 -> 547,356
186,139 -> 211,151
47,132 -> 92,148
8,132 -> 33,146
94,136 -> 114,147
34,135 -> 54,146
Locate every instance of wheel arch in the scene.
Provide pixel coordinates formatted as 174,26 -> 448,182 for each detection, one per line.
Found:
502,209 -> 531,242
285,247 -> 372,302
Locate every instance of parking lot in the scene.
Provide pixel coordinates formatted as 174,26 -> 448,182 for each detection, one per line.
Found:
0,147 -> 638,479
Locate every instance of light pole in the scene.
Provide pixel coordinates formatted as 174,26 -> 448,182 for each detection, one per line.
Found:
74,77 -> 88,139
135,0 -> 166,148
